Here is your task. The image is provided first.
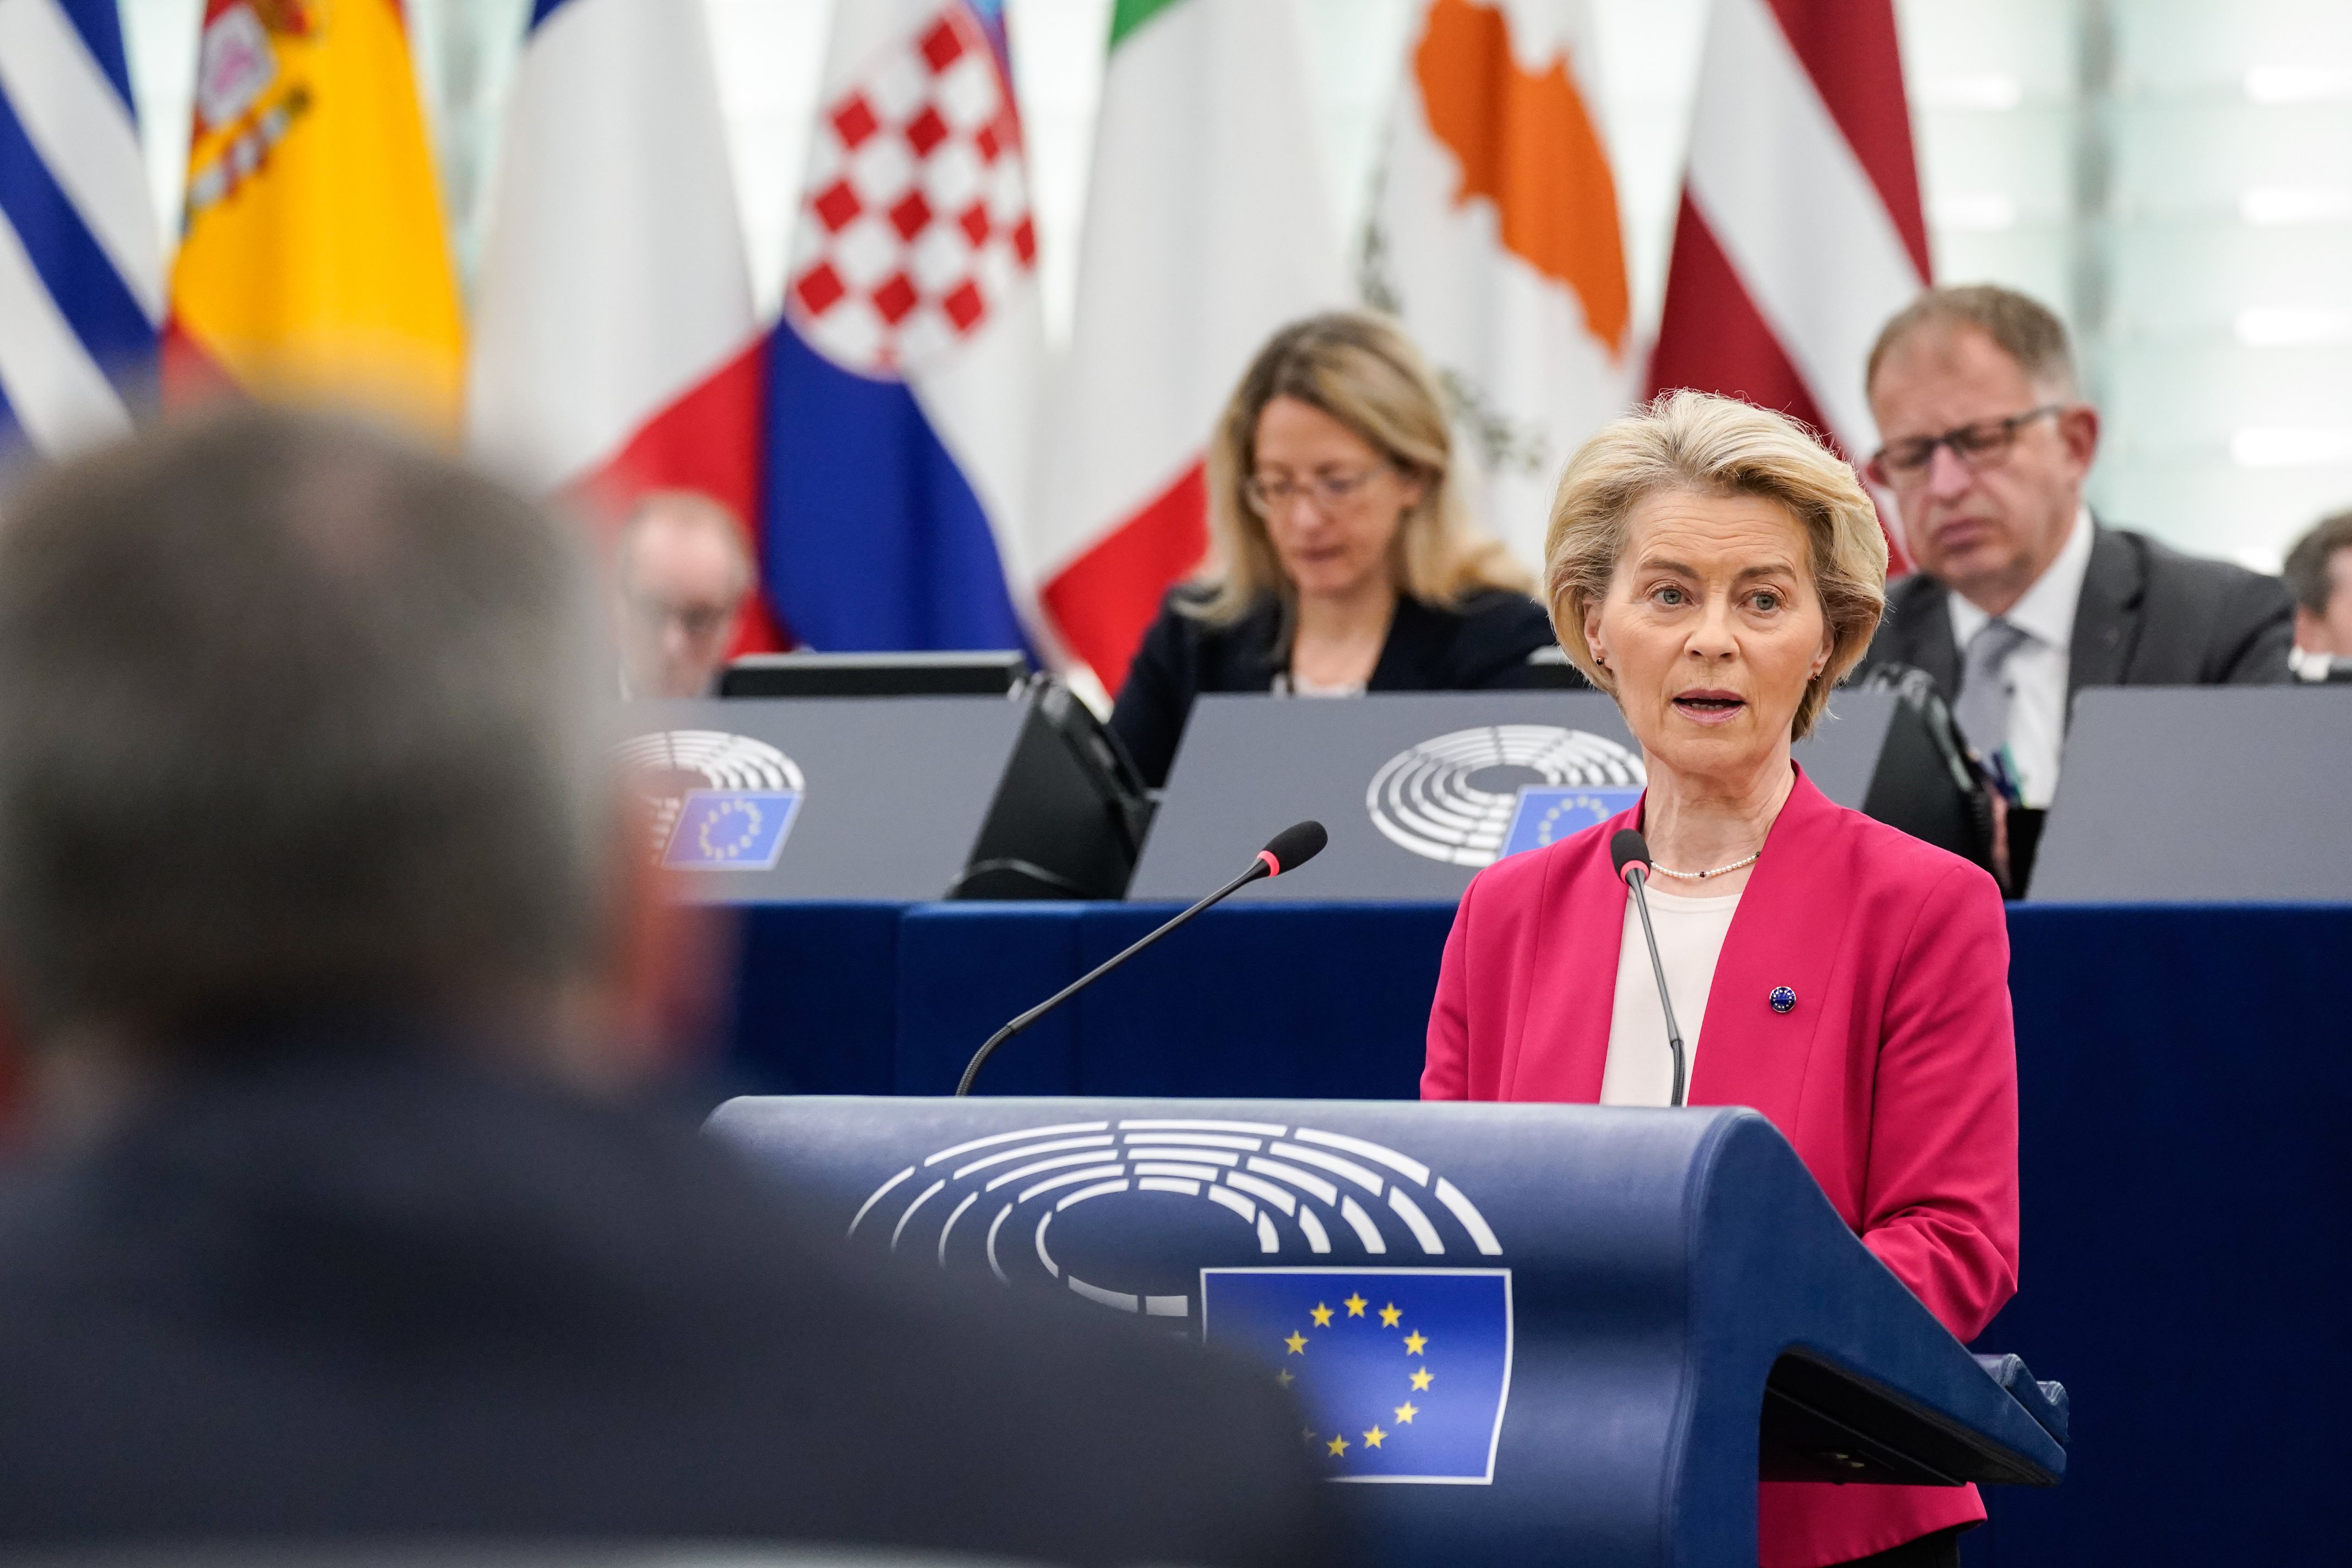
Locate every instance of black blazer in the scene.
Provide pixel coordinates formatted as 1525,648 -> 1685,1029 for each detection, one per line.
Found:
1858,521 -> 2294,711
0,1035 -> 1330,1561
1111,586 -> 1558,787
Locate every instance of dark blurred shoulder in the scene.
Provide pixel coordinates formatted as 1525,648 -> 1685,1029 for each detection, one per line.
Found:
1391,589 -> 1556,689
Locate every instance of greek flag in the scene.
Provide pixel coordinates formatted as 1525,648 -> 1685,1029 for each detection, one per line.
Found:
0,0 -> 161,455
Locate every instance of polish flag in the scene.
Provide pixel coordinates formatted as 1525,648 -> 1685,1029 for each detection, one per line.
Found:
1646,0 -> 1927,570
1031,0 -> 1344,693
1365,0 -> 1632,571
467,0 -> 782,650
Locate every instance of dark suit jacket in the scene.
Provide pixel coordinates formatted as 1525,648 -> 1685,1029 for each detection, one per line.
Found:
1111,586 -> 1558,787
0,1034 -> 1331,1561
1859,521 -> 2293,710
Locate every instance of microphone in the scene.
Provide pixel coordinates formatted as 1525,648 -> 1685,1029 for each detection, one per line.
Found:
955,821 -> 1328,1096
1610,829 -> 1687,1108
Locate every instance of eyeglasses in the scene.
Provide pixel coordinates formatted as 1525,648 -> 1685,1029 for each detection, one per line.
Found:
1243,465 -> 1388,518
627,596 -> 736,641
1867,405 -> 2065,488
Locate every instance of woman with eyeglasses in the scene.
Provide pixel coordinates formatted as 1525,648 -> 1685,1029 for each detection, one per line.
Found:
1108,312 -> 1554,789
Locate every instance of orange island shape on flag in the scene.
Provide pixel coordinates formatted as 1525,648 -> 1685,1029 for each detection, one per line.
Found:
164,0 -> 465,437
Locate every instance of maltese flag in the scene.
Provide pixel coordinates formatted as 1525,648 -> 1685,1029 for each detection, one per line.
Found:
468,0 -> 783,649
763,0 -> 1042,653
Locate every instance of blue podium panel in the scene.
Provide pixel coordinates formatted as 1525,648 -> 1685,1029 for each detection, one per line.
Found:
895,904 -> 1084,1096
1071,904 -> 1453,1098
1982,903 -> 2352,1566
709,1098 -> 2063,1568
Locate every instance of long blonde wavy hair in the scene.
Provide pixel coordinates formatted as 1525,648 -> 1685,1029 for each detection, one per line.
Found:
1185,312 -> 1531,625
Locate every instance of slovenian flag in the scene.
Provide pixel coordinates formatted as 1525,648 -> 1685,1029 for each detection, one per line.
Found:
468,0 -> 785,653
764,0 -> 1042,654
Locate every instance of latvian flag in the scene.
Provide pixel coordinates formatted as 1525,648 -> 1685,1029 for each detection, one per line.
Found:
1647,0 -> 1929,570
469,0 -> 783,652
765,0 -> 1041,654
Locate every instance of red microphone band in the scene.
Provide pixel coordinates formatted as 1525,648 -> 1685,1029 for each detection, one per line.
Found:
1256,849 -> 1282,878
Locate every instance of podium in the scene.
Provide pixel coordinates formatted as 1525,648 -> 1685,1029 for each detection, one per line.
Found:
709,1096 -> 2066,1567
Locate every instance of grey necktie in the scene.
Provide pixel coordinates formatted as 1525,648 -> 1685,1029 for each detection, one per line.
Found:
1953,617 -> 2032,764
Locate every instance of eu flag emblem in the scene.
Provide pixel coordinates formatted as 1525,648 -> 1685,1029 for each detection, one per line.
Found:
1501,787 -> 1642,858
1201,1268 -> 1512,1483
661,790 -> 801,870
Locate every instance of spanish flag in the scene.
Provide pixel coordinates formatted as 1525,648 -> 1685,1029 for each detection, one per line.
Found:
163,0 -> 464,435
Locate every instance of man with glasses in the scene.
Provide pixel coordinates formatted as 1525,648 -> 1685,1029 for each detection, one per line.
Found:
1858,285 -> 2291,813
613,489 -> 762,698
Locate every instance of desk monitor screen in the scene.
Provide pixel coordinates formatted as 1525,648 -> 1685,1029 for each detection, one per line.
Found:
721,651 -> 1027,699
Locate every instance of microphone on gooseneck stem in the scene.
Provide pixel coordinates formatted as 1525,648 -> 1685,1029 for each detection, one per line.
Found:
1610,829 -> 1687,1108
955,821 -> 1329,1097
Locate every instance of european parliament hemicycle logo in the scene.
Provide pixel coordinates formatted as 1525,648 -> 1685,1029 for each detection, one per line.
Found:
847,1117 -> 1516,1484
1368,726 -> 1645,868
614,729 -> 805,871
1202,1267 -> 1512,1483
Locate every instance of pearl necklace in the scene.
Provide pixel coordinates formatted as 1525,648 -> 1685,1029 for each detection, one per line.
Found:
1648,851 -> 1762,881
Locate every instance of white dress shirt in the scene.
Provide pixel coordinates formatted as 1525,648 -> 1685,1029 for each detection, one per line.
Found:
1945,505 -> 2093,808
1600,886 -> 1740,1107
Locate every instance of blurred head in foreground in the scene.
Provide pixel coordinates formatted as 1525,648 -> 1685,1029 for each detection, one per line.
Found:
612,490 -> 756,698
1195,310 -> 1529,623
1865,285 -> 2098,617
2284,509 -> 2352,657
1548,390 -> 1886,777
0,406 -> 647,1102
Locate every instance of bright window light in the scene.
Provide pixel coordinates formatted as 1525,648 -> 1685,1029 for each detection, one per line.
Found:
2231,427 -> 2352,467
2244,66 -> 2352,104
2235,308 -> 2352,346
2240,188 -> 2352,226
1915,73 -> 2023,111
1931,193 -> 2017,232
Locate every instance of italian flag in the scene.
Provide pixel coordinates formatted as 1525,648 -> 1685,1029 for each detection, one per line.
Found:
1032,0 -> 1343,693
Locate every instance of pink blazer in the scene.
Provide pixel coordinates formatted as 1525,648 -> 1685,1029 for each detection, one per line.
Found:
1423,766 -> 2019,1568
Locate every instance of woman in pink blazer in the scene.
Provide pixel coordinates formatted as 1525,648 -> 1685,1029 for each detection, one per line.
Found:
1424,393 -> 2018,1568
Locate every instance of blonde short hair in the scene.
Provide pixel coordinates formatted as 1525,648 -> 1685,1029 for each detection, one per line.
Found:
1544,391 -> 1887,740
1188,312 -> 1529,624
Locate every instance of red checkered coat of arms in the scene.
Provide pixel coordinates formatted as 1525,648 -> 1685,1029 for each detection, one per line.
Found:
786,4 -> 1037,377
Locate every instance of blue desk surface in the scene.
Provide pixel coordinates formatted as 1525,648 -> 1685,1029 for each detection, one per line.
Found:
712,899 -> 2352,1567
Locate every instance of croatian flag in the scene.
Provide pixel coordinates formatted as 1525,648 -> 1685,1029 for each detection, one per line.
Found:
765,0 -> 1041,653
0,0 -> 163,455
469,0 -> 783,649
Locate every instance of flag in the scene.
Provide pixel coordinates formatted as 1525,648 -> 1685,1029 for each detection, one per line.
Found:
164,0 -> 465,435
1646,0 -> 1926,569
469,0 -> 782,652
764,0 -> 1041,654
1201,1267 -> 1513,1483
1032,0 -> 1344,692
0,0 -> 163,454
1363,0 -> 1631,571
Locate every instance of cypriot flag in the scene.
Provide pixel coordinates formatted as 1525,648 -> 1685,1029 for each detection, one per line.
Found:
1031,0 -> 1343,694
1363,0 -> 1631,571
